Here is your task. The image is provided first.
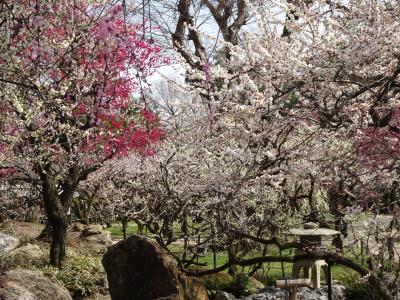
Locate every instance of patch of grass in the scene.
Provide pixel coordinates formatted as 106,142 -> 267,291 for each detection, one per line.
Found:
198,251 -> 230,268
105,222 -> 139,238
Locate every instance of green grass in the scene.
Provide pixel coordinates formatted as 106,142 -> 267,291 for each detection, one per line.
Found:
105,221 -> 184,239
198,251 -> 230,268
105,222 -> 139,238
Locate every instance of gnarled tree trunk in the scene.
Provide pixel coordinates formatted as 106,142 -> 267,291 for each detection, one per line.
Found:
42,177 -> 69,268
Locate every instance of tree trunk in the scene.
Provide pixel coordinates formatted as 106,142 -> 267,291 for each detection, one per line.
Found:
49,217 -> 67,268
333,214 -> 344,251
227,242 -> 237,276
37,223 -> 52,241
132,217 -> 144,235
42,178 -> 69,268
122,217 -> 128,240
72,203 -> 89,225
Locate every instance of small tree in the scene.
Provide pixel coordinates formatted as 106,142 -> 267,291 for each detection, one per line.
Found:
0,0 -> 166,267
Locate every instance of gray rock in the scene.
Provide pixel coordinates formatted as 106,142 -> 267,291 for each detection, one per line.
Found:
11,243 -> 43,260
241,287 -> 284,300
304,222 -> 319,229
248,277 -> 265,294
241,284 -> 346,300
84,231 -> 113,246
81,293 -> 111,300
0,269 -> 72,300
71,222 -> 87,232
81,225 -> 103,237
215,291 -> 237,300
329,284 -> 346,299
0,243 -> 45,270
0,233 -> 19,254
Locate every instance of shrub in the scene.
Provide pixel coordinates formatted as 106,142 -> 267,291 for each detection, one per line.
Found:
338,273 -> 381,300
227,273 -> 252,297
40,250 -> 107,297
201,272 -> 254,298
201,271 -> 232,299
0,243 -> 107,297
252,269 -> 281,287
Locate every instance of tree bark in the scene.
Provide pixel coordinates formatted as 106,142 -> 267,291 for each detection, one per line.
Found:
122,217 -> 128,240
333,215 -> 344,251
132,217 -> 144,234
227,242 -> 237,276
42,177 -> 68,268
72,198 -> 90,225
37,223 -> 52,241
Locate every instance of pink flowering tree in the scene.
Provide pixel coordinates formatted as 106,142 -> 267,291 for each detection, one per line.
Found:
0,0 -> 166,267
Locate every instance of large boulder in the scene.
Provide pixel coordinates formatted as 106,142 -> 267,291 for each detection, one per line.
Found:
0,269 -> 72,300
102,235 -> 209,300
0,233 -> 19,254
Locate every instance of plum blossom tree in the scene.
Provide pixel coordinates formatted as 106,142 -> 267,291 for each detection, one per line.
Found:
0,0 -> 167,267
107,0 -> 400,297
76,159 -> 149,238
184,0 -> 400,296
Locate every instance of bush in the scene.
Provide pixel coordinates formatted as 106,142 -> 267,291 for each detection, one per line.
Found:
252,269 -> 281,287
201,272 -> 254,298
201,272 -> 232,299
338,273 -> 381,300
0,243 -> 107,297
227,273 -> 252,297
40,250 -> 107,297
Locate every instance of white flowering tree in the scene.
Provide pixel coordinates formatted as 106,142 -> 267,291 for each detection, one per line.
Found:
99,0 -> 400,298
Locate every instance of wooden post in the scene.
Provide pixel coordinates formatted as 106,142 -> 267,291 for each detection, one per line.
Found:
289,288 -> 297,300
361,238 -> 364,265
279,249 -> 286,278
276,279 -> 311,300
327,263 -> 332,300
196,235 -> 200,263
213,244 -> 217,269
